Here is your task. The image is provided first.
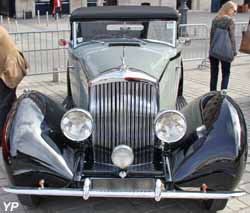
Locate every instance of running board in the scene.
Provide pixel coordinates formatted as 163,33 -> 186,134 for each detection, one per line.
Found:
2,179 -> 246,202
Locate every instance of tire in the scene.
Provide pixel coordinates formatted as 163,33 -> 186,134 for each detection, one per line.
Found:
18,195 -> 41,208
203,199 -> 228,212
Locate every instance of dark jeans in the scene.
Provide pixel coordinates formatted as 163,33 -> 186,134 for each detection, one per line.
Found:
209,55 -> 231,91
55,7 -> 62,18
0,79 -> 16,145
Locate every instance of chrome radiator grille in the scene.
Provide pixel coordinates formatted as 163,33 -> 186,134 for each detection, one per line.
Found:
90,81 -> 158,164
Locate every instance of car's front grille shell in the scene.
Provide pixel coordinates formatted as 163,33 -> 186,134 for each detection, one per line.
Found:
90,81 -> 158,164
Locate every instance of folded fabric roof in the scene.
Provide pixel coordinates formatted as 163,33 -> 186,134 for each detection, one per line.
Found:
70,6 -> 179,22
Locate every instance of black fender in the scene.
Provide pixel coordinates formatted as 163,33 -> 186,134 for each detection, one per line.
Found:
177,60 -> 184,97
2,91 -> 74,187
173,92 -> 248,190
62,65 -> 75,110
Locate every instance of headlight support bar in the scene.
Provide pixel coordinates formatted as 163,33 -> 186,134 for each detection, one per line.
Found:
162,146 -> 174,189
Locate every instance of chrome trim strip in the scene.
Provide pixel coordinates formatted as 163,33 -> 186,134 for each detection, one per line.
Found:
90,68 -> 158,86
112,83 -> 116,149
3,187 -> 245,200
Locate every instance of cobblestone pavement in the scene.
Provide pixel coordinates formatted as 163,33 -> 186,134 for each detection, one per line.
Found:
0,56 -> 249,213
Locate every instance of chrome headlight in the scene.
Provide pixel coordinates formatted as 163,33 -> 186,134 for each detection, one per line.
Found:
155,110 -> 187,144
111,145 -> 134,169
61,108 -> 93,142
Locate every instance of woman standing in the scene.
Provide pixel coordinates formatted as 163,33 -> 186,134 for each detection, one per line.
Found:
52,0 -> 62,18
209,1 -> 237,91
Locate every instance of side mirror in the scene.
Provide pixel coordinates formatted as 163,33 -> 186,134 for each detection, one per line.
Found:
179,37 -> 191,46
58,39 -> 68,47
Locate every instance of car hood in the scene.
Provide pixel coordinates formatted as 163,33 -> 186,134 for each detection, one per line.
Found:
74,42 -> 177,79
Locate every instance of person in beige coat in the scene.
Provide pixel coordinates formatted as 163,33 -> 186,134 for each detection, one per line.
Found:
0,26 -> 28,146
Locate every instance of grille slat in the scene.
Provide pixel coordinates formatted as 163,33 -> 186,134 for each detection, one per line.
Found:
127,83 -> 131,147
108,83 -> 112,150
91,81 -> 158,164
112,83 -> 116,149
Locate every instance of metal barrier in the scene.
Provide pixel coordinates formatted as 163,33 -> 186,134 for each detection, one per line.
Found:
179,24 -> 210,69
179,24 -> 209,61
5,22 -> 248,76
179,22 -> 249,69
10,30 -> 70,76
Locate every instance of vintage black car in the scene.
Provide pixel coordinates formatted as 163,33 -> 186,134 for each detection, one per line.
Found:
2,6 -> 248,212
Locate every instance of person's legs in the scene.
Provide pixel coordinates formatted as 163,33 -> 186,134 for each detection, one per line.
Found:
0,79 -> 16,146
220,60 -> 231,90
59,7 -> 62,18
209,56 -> 219,91
55,7 -> 61,19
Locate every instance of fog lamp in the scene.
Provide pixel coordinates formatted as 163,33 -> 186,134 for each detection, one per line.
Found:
111,145 -> 134,169
61,108 -> 93,142
155,110 -> 187,144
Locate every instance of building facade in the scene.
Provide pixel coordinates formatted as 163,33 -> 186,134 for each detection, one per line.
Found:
69,0 -> 244,13
1,0 -> 245,18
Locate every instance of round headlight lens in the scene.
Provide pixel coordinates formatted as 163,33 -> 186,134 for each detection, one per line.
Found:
61,108 -> 93,141
155,110 -> 187,143
111,145 -> 134,169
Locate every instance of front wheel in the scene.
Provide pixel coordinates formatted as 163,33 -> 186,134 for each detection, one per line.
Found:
203,199 -> 228,212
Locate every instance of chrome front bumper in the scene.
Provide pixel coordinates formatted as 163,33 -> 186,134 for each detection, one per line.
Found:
2,179 -> 245,202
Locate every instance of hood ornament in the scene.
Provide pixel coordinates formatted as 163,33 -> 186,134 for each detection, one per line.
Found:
121,46 -> 128,71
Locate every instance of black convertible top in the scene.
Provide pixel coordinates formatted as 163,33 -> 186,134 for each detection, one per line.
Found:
70,6 -> 179,22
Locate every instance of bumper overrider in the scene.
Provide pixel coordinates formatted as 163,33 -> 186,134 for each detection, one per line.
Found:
2,179 -> 245,201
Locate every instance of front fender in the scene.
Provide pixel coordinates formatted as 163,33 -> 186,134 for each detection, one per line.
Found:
2,91 -> 74,187
173,92 -> 248,190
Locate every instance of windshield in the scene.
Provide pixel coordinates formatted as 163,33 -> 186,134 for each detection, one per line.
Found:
74,20 -> 177,47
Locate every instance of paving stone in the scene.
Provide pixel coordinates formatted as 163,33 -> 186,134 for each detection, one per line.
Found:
239,183 -> 250,193
238,207 -> 250,213
91,198 -> 135,211
55,208 -> 92,213
227,199 -> 248,212
129,199 -> 179,212
219,207 -> 235,213
22,209 -> 47,213
238,194 -> 250,206
176,199 -> 204,212
145,206 -> 188,213
240,172 -> 250,185
36,197 -> 93,212
245,164 -> 250,173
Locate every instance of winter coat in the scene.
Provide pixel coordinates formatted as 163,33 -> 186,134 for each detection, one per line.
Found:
0,26 -> 28,89
52,0 -> 62,15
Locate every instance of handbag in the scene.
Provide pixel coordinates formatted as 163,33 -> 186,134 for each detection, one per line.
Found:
239,21 -> 250,54
210,27 -> 234,63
